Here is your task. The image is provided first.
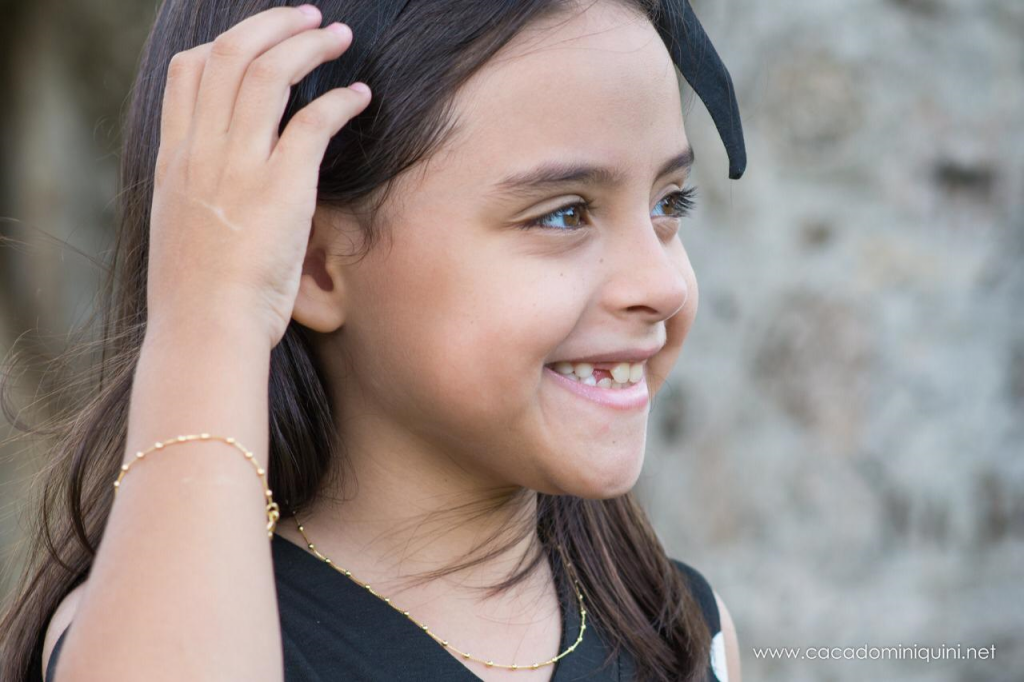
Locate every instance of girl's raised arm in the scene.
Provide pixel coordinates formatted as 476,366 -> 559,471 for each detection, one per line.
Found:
44,5 -> 371,680
47,311 -> 280,682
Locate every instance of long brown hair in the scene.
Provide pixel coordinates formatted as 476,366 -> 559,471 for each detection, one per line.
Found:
0,1 -> 711,680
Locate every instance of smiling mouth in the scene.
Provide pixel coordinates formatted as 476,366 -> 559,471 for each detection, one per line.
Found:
543,365 -> 649,411
543,360 -> 646,389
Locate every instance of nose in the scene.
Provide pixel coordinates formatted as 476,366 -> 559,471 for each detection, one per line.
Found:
600,217 -> 691,323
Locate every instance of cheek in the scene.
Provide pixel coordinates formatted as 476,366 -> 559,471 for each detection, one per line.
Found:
361,253 -> 565,415
426,256 -> 586,371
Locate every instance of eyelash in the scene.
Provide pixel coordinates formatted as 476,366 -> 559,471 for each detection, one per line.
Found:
518,185 -> 698,232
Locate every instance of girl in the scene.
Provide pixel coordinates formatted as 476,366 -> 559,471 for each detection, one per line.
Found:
1,1 -> 745,680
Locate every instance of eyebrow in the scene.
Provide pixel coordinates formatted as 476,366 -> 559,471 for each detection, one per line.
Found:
489,146 -> 695,199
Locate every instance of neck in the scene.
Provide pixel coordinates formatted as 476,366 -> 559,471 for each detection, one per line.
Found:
282,407 -> 546,599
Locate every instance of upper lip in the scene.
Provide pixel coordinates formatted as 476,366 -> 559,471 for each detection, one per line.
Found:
547,344 -> 665,365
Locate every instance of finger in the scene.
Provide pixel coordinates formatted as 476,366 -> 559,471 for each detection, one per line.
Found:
158,44 -> 212,161
229,22 -> 354,162
192,5 -> 324,142
270,84 -> 371,184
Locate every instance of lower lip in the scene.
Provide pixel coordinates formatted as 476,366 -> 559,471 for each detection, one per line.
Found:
543,366 -> 650,411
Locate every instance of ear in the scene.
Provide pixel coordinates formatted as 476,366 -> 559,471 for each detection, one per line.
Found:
290,206 -> 357,334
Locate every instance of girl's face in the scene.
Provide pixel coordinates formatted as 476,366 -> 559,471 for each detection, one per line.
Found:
306,1 -> 697,499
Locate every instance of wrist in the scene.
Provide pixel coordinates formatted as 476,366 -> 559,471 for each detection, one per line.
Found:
144,304 -> 275,355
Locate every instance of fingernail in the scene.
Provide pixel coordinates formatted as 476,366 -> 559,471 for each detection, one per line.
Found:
326,22 -> 350,37
297,4 -> 320,18
349,82 -> 370,94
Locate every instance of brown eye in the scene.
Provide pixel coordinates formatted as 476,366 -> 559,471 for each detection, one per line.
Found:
520,201 -> 589,231
654,186 -> 698,218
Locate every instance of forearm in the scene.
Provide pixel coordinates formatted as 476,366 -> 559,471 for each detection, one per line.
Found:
55,312 -> 283,682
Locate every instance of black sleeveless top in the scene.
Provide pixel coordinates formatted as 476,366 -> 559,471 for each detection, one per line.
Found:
46,533 -> 727,681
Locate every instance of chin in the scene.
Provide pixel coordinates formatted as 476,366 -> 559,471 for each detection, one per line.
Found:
540,438 -> 647,499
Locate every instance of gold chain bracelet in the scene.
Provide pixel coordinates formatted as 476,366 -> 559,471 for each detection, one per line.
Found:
113,433 -> 281,538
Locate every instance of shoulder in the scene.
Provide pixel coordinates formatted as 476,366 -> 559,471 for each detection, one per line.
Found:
41,580 -> 88,682
667,558 -> 719,633
668,558 -> 741,682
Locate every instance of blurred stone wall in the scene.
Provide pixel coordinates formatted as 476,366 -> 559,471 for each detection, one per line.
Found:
1,1 -> 1022,680
639,1 -> 1024,680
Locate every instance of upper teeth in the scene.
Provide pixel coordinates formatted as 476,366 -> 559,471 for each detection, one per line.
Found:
551,361 -> 645,386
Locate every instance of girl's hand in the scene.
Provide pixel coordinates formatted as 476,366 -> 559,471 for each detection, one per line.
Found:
146,5 -> 370,348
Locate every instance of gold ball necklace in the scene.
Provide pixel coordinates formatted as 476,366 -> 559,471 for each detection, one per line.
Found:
293,514 -> 588,671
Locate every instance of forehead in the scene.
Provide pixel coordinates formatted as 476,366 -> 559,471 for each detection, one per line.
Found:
425,1 -> 688,188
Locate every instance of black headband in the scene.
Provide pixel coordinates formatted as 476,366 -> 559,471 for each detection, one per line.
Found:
342,0 -> 747,180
